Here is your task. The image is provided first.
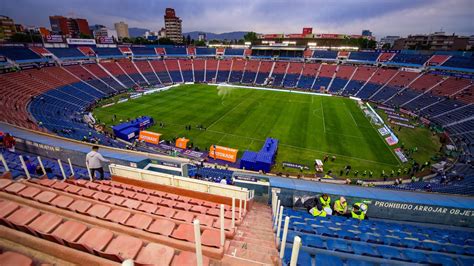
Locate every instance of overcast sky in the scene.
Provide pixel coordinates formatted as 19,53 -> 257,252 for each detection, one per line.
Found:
2,0 -> 473,38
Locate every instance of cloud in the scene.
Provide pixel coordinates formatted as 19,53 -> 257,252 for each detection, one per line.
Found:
1,0 -> 473,37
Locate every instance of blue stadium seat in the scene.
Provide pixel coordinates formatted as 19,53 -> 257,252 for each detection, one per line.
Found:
326,238 -> 353,253
314,254 -> 343,266
283,248 -> 312,266
300,234 -> 326,249
428,253 -> 458,266
458,257 -> 474,266
350,242 -> 381,258
402,249 -> 430,263
346,260 -> 376,266
376,246 -> 405,261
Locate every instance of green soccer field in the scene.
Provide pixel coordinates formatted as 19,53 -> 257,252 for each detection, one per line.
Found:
94,84 -> 440,178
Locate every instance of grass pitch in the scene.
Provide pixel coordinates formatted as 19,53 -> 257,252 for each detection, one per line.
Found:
94,84 -> 439,178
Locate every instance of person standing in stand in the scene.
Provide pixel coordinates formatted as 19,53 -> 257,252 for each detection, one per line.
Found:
86,146 -> 110,180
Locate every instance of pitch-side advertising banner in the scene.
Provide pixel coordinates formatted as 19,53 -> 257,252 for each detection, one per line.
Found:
138,131 -> 161,144
209,145 -> 238,163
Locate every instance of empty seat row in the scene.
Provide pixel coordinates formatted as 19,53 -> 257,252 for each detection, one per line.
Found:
0,198 -> 208,265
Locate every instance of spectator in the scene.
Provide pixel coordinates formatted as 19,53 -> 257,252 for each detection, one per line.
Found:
347,203 -> 368,220
4,133 -> 15,152
86,146 -> 110,180
319,194 -> 331,209
333,197 -> 347,216
24,157 -> 37,175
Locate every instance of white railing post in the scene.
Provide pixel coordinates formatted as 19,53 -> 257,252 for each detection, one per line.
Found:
220,204 -> 225,246
67,158 -> 75,177
0,154 -> 10,172
121,259 -> 134,266
37,156 -> 46,176
272,191 -> 276,214
280,216 -> 290,259
243,199 -> 247,215
193,220 -> 203,266
239,198 -> 242,219
86,163 -> 93,181
19,156 -> 31,180
57,159 -> 67,180
276,206 -> 284,244
273,199 -> 281,229
289,236 -> 301,266
231,197 -> 235,228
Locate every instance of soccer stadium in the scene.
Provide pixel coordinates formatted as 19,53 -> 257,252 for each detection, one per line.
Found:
0,1 -> 473,266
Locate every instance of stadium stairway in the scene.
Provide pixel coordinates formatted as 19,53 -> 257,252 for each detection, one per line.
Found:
223,202 -> 280,265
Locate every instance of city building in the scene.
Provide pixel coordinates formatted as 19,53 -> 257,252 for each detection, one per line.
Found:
49,15 -> 92,38
0,15 -> 17,41
362,30 -> 372,37
114,21 -> 129,39
257,27 -> 375,47
378,35 -> 400,49
468,35 -> 474,50
198,32 -> 206,41
93,27 -> 117,39
164,8 -> 182,43
89,24 -> 106,32
393,32 -> 469,51
158,27 -> 167,38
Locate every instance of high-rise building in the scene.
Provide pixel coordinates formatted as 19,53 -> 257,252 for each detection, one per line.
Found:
93,27 -> 117,39
198,32 -> 206,41
362,30 -> 372,37
49,15 -> 92,37
0,15 -> 17,41
378,35 -> 400,49
393,32 -> 469,51
114,21 -> 129,39
164,8 -> 182,43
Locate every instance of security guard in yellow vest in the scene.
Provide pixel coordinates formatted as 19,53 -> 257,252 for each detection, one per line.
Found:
319,194 -> 331,209
333,196 -> 348,215
309,205 -> 327,217
351,203 -> 368,220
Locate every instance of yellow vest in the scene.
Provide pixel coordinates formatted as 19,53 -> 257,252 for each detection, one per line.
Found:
319,196 -> 331,208
334,200 -> 347,213
310,207 -> 327,217
351,211 -> 365,220
354,202 -> 368,213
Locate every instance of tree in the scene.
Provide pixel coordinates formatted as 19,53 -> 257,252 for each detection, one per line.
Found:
79,33 -> 92,39
186,34 -> 191,45
194,40 -> 206,46
382,43 -> 391,50
158,37 -> 174,45
121,37 -> 132,44
10,32 -> 41,43
243,31 -> 258,43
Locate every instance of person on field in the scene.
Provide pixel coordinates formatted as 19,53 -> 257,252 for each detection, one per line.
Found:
86,146 -> 110,180
333,197 -> 347,216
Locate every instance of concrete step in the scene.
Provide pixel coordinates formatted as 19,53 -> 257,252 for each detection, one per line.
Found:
225,245 -> 278,265
233,236 -> 277,248
229,240 -> 280,256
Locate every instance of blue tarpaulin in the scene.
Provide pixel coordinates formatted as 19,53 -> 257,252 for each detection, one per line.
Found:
112,116 -> 154,141
240,137 -> 278,172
